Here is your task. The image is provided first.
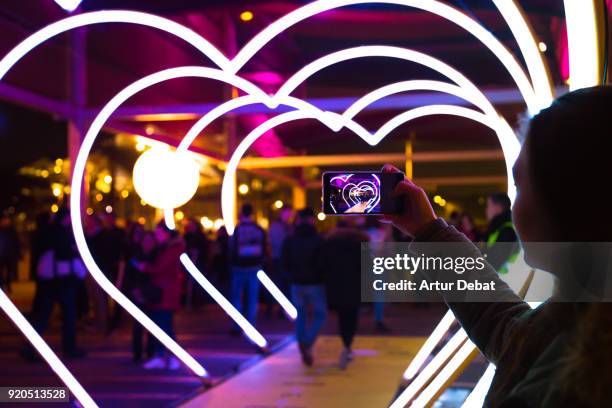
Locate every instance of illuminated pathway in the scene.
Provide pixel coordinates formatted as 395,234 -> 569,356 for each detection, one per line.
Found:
182,336 -> 427,408
179,304 -> 485,408
0,282 -> 292,408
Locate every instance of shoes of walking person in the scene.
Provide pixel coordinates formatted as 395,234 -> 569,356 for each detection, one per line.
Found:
298,343 -> 313,366
167,356 -> 181,371
255,345 -> 270,355
375,321 -> 392,334
143,356 -> 166,369
339,348 -> 352,370
63,348 -> 87,359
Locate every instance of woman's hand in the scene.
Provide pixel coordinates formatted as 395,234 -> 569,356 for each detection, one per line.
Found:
380,164 -> 437,237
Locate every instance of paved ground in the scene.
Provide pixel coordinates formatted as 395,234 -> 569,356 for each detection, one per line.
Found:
0,282 -> 484,407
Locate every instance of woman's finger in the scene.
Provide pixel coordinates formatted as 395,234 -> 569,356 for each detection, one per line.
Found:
391,180 -> 420,197
381,164 -> 401,173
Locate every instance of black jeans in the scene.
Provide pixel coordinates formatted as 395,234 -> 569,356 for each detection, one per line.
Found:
148,310 -> 175,356
337,307 -> 359,349
0,257 -> 18,292
32,277 -> 78,353
132,316 -> 154,361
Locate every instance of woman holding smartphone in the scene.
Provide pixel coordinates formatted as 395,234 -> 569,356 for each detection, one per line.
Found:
383,86 -> 612,407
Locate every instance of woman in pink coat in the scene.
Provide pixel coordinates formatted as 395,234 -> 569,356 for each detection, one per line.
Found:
141,222 -> 185,370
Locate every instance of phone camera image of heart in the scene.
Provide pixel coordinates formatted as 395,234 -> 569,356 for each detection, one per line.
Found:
330,173 -> 381,214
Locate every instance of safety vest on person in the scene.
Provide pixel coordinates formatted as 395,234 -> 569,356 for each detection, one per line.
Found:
486,221 -> 520,275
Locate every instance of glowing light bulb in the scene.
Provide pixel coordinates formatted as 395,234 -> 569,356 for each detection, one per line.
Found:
175,210 -> 185,221
136,142 -> 146,152
105,205 -> 113,214
240,11 -> 254,22
52,184 -> 62,197
51,204 -> 59,213
538,41 -> 547,52
317,212 -> 326,221
103,174 -> 112,184
133,148 -> 200,210
433,195 -> 442,204
200,217 -> 213,229
238,184 -> 249,195
273,200 -> 283,209
120,190 -> 129,199
213,218 -> 224,230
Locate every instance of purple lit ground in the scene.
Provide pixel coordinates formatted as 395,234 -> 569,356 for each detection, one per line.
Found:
0,282 -> 484,407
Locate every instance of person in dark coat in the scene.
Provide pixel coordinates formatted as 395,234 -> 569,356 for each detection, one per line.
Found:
282,208 -> 325,366
484,193 -> 519,274
382,86 -> 612,407
183,219 -> 209,308
0,215 -> 21,293
124,230 -> 156,363
316,219 -> 369,369
23,208 -> 86,360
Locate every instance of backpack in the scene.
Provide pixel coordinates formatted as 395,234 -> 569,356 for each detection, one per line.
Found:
231,222 -> 266,267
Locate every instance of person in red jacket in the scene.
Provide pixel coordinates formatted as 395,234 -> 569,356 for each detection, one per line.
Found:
141,222 -> 185,370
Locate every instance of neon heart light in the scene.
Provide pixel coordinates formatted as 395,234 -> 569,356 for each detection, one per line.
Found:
0,1 -> 599,406
332,174 -> 381,214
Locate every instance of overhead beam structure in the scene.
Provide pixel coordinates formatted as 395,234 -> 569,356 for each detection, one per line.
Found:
235,150 -> 504,169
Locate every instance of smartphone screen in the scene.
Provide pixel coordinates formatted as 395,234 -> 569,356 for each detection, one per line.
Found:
322,171 -> 404,215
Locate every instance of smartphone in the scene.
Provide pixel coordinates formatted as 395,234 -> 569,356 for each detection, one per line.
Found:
322,171 -> 404,215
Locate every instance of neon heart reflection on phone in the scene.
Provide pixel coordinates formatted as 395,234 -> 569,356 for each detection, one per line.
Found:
322,171 -> 404,215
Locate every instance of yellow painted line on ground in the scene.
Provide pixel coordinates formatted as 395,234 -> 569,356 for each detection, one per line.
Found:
182,335 -> 426,408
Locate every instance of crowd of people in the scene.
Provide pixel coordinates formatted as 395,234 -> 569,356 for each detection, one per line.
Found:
9,187 -> 518,372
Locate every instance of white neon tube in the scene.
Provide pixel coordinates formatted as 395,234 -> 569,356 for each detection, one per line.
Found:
181,254 -> 268,348
231,0 -> 540,114
460,363 -> 496,408
410,340 -> 477,408
257,270 -> 298,320
0,290 -> 97,408
221,110 -> 317,234
402,310 -> 456,380
563,0 -> 602,90
492,0 -> 554,109
69,66 -> 267,378
389,329 -> 469,408
342,80 -> 482,121
54,0 -> 82,12
274,46 -> 494,115
0,11 -> 229,81
163,208 -> 176,230
221,104 -> 518,233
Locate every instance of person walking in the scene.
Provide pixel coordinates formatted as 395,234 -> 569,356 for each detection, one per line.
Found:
282,208 -> 325,366
317,219 -> 369,369
228,204 -> 268,344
